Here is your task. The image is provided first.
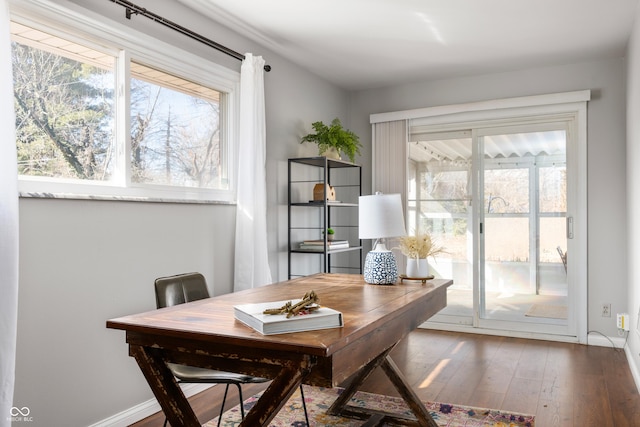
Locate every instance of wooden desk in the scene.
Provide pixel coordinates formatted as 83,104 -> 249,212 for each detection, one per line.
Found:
107,273 -> 452,426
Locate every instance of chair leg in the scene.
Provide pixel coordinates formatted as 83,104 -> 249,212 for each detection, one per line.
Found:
217,384 -> 231,427
300,385 -> 310,426
235,383 -> 245,419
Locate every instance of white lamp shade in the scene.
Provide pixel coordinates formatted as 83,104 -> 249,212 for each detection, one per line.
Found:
358,193 -> 406,239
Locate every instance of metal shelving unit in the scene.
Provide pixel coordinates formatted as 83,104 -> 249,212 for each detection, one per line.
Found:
288,157 -> 362,278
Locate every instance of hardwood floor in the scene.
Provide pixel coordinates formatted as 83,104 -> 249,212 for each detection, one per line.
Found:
131,329 -> 640,427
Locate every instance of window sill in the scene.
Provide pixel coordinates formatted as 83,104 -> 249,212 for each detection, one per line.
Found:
18,191 -> 235,205
18,176 -> 236,205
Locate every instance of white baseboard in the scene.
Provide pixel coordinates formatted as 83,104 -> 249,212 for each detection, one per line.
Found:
88,384 -> 212,427
625,344 -> 640,394
586,332 -> 628,349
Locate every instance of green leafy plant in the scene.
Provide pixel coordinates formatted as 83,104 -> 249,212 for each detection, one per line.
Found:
323,228 -> 335,241
301,118 -> 362,163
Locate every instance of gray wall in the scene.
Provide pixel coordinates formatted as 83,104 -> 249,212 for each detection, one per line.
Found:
12,0 -> 347,425
348,58 -> 629,339
626,2 -> 640,390
17,199 -> 236,424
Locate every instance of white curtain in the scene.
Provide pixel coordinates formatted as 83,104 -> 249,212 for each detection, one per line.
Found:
372,120 -> 407,200
234,53 -> 272,291
0,0 -> 19,425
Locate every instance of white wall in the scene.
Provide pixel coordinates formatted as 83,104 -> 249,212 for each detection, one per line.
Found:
626,2 -> 640,391
12,1 -> 348,425
348,57 -> 629,340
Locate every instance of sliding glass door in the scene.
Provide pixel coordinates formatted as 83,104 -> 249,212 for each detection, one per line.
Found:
407,131 -> 474,326
477,126 -> 569,334
409,121 -> 576,337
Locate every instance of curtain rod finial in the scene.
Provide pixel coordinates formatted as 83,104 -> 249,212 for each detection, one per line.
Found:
264,64 -> 271,72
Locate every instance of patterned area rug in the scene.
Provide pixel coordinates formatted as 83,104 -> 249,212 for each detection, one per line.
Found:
204,385 -> 535,426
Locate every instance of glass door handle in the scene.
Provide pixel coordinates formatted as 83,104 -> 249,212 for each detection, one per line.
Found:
566,216 -> 574,239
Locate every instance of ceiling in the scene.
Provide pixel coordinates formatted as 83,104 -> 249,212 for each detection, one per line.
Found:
176,0 -> 639,91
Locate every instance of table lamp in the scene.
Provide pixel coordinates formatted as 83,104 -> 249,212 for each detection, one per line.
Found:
359,192 -> 406,284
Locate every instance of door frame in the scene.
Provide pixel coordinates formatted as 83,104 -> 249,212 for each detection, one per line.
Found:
371,90 -> 589,343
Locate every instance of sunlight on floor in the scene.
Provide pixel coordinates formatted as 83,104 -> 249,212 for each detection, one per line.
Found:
418,358 -> 450,389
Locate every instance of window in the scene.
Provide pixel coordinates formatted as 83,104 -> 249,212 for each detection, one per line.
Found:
129,62 -> 226,190
10,9 -> 239,203
12,21 -> 116,182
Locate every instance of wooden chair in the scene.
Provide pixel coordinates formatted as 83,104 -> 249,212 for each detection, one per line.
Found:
154,272 -> 309,426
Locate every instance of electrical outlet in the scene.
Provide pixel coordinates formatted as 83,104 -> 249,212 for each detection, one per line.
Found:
602,303 -> 611,317
617,313 -> 630,331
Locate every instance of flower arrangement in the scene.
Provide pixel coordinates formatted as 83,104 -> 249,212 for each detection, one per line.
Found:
395,233 -> 445,259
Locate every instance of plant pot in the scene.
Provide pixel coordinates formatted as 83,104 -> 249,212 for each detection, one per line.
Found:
327,234 -> 334,241
406,258 -> 429,278
321,146 -> 341,160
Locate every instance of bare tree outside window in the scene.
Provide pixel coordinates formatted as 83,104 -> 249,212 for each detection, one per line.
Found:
130,72 -> 224,189
12,41 -> 114,180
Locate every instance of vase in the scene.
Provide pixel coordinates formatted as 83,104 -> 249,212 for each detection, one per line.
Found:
406,258 -> 429,278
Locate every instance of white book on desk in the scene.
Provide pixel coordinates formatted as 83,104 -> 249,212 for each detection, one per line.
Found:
234,299 -> 344,335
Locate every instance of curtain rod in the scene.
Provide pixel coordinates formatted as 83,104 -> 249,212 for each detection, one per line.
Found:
108,0 -> 271,72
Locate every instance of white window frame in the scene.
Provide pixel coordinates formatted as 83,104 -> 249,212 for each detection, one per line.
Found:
10,0 -> 240,204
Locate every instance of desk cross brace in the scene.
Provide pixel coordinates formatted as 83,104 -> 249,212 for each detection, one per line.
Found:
328,344 -> 438,427
130,345 -> 199,426
240,355 -> 316,426
131,343 -> 317,427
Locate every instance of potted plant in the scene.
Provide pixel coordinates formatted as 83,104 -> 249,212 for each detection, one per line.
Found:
301,118 -> 362,163
395,233 -> 445,278
326,227 -> 335,241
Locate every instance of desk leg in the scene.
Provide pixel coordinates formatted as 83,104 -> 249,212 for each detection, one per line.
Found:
240,355 -> 315,427
328,346 -> 393,415
381,355 -> 438,427
328,345 -> 438,427
130,345 -> 200,427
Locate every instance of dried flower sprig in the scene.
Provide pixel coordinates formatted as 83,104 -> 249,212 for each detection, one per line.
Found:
263,290 -> 320,318
394,233 -> 445,259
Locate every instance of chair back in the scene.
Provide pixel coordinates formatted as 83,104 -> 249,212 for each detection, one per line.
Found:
155,272 -> 210,308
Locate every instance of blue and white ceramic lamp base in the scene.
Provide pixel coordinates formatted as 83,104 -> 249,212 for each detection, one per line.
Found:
363,250 -> 398,285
